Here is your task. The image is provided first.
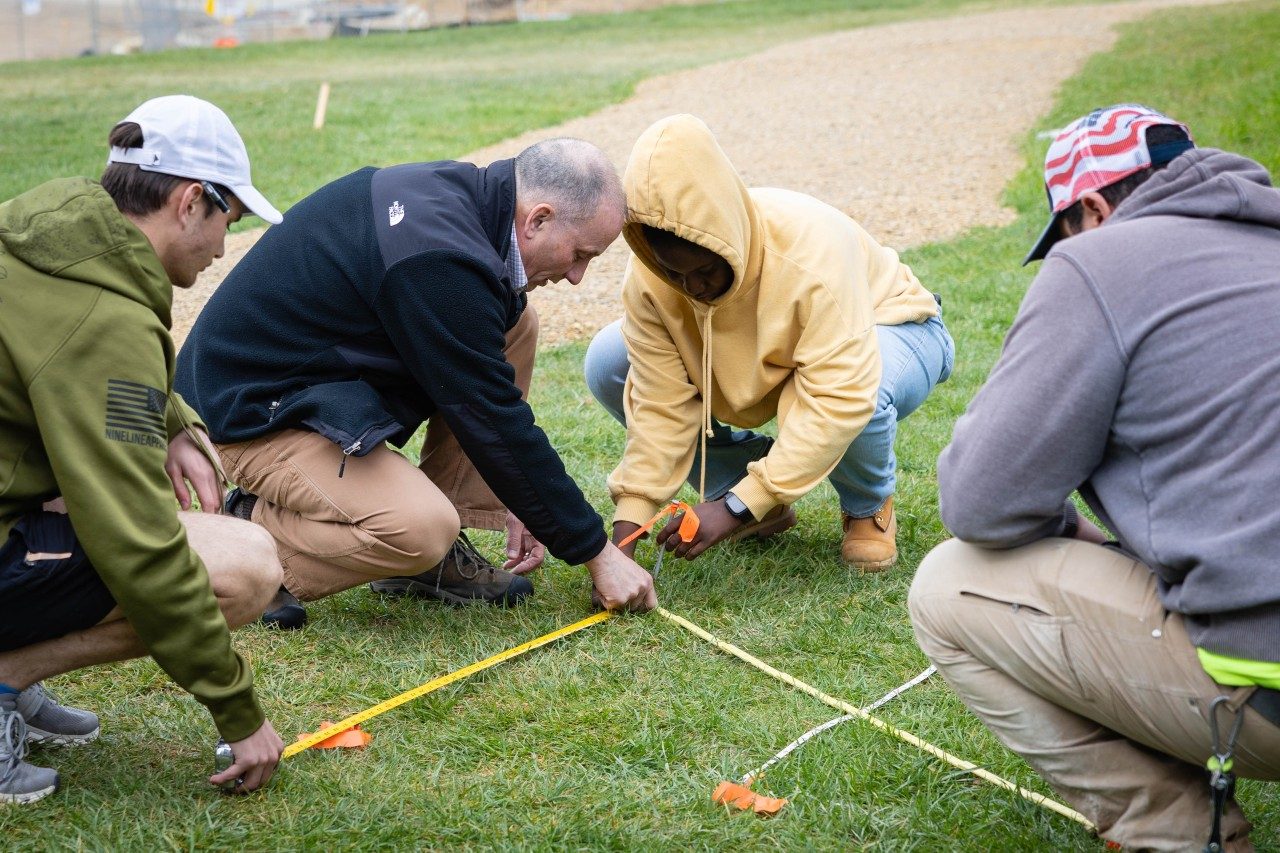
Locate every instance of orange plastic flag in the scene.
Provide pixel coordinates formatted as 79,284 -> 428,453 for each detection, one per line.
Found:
617,500 -> 701,549
712,780 -> 788,816
296,721 -> 373,750
673,502 -> 700,542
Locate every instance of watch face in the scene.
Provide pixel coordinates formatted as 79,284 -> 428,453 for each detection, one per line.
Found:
725,493 -> 750,519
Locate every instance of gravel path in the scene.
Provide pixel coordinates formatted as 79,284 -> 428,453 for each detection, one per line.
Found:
177,0 -> 1229,348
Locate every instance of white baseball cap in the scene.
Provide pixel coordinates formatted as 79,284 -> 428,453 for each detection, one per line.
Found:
107,95 -> 282,225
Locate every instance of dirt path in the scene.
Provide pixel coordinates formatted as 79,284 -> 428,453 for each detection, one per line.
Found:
179,0 -> 1230,348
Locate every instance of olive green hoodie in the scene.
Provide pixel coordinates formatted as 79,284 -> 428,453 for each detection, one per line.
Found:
609,115 -> 938,524
0,178 -> 263,741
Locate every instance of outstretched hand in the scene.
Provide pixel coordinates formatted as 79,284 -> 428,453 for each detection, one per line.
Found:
586,542 -> 657,612
209,719 -> 284,794
166,429 -> 222,513
655,499 -> 742,561
502,512 -> 546,575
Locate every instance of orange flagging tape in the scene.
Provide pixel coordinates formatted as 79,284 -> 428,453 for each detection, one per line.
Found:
712,781 -> 788,816
616,500 -> 699,548
297,722 -> 372,749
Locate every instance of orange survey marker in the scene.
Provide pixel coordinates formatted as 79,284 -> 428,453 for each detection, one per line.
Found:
297,722 -> 372,749
712,781 -> 788,816
616,500 -> 700,549
711,667 -> 937,818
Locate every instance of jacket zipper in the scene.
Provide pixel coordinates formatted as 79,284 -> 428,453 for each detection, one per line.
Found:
268,400 -> 280,422
337,439 -> 362,478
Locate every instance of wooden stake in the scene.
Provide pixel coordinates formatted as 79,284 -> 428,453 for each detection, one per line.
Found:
313,82 -> 331,131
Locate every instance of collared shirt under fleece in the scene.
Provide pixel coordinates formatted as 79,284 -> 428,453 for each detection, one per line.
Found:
0,178 -> 263,741
938,148 -> 1280,677
176,160 -> 608,566
608,114 -> 938,526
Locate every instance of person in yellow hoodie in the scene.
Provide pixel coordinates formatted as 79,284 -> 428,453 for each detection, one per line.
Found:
585,114 -> 953,568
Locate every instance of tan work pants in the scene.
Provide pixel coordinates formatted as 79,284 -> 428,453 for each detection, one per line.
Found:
216,306 -> 539,601
909,537 -> 1280,852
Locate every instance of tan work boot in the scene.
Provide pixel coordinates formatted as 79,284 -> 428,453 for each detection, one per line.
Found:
841,497 -> 897,571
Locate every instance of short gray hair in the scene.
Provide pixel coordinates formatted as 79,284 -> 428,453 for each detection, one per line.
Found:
515,138 -> 625,223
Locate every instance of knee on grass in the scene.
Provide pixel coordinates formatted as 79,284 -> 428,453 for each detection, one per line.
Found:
218,523 -> 284,627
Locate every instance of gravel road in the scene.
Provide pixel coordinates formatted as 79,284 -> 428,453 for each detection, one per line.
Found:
176,0 -> 1229,348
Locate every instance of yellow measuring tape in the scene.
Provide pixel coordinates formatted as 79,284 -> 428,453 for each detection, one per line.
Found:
276,497 -> 1087,833
655,607 -> 1094,830
282,610 -> 612,759
281,600 -> 1091,831
284,502 -> 688,759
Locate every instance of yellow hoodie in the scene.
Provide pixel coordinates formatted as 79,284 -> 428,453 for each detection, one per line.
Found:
608,114 -> 938,526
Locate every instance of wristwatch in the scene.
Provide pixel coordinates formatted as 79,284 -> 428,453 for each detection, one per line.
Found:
723,491 -> 755,522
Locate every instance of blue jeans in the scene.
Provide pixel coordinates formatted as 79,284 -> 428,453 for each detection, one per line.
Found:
584,310 -> 954,516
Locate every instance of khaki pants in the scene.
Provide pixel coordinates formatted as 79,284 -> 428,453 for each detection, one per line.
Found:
215,307 -> 539,601
909,538 -> 1280,852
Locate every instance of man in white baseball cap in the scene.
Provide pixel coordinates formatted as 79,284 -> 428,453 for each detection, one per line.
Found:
0,95 -> 285,804
107,94 -> 282,226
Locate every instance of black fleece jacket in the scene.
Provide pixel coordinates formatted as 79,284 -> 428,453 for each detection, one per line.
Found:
176,160 -> 608,565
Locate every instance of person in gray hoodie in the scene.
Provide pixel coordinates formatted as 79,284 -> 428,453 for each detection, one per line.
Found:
908,105 -> 1280,850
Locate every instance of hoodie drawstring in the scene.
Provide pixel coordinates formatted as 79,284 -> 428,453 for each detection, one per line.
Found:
698,305 -> 716,503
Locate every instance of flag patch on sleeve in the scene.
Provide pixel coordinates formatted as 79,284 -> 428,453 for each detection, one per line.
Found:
104,379 -> 167,448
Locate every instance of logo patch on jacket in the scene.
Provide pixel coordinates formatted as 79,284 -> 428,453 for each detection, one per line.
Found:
389,200 -> 405,226
104,379 -> 167,449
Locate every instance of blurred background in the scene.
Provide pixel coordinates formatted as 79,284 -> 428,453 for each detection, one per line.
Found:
1,0 -> 716,63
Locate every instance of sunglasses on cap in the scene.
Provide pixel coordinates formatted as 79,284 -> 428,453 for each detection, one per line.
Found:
200,180 -> 231,214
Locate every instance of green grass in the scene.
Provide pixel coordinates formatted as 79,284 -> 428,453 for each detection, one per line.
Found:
4,0 -> 1280,849
4,0 -> 1107,211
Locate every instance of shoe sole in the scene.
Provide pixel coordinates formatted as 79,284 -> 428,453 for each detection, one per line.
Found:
369,579 -> 533,607
726,509 -> 798,543
0,778 -> 58,804
842,555 -> 897,573
26,725 -> 99,746
261,608 -> 307,630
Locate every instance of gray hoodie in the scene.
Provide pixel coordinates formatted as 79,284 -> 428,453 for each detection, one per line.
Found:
939,149 -> 1280,663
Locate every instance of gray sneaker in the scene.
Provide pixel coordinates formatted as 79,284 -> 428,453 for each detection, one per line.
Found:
369,532 -> 533,607
0,692 -> 59,804
18,683 -> 99,746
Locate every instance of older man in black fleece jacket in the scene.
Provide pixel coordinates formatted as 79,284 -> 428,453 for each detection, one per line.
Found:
177,139 -> 656,627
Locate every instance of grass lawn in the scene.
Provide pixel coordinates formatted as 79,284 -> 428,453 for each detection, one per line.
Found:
5,0 -> 1111,210
4,0 -> 1280,849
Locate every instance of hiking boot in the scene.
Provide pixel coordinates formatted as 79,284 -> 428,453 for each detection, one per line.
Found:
262,586 -> 307,630
224,487 -> 258,521
0,692 -> 59,805
727,505 -> 798,543
369,532 -> 533,607
841,497 -> 897,571
17,684 -> 98,746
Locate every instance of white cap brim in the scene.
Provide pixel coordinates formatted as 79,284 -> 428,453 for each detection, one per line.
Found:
231,183 -> 283,225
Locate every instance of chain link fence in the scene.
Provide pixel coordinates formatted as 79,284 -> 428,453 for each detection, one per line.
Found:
1,0 -> 692,63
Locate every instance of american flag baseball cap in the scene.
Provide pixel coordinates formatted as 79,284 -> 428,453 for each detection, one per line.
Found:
1024,104 -> 1193,264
